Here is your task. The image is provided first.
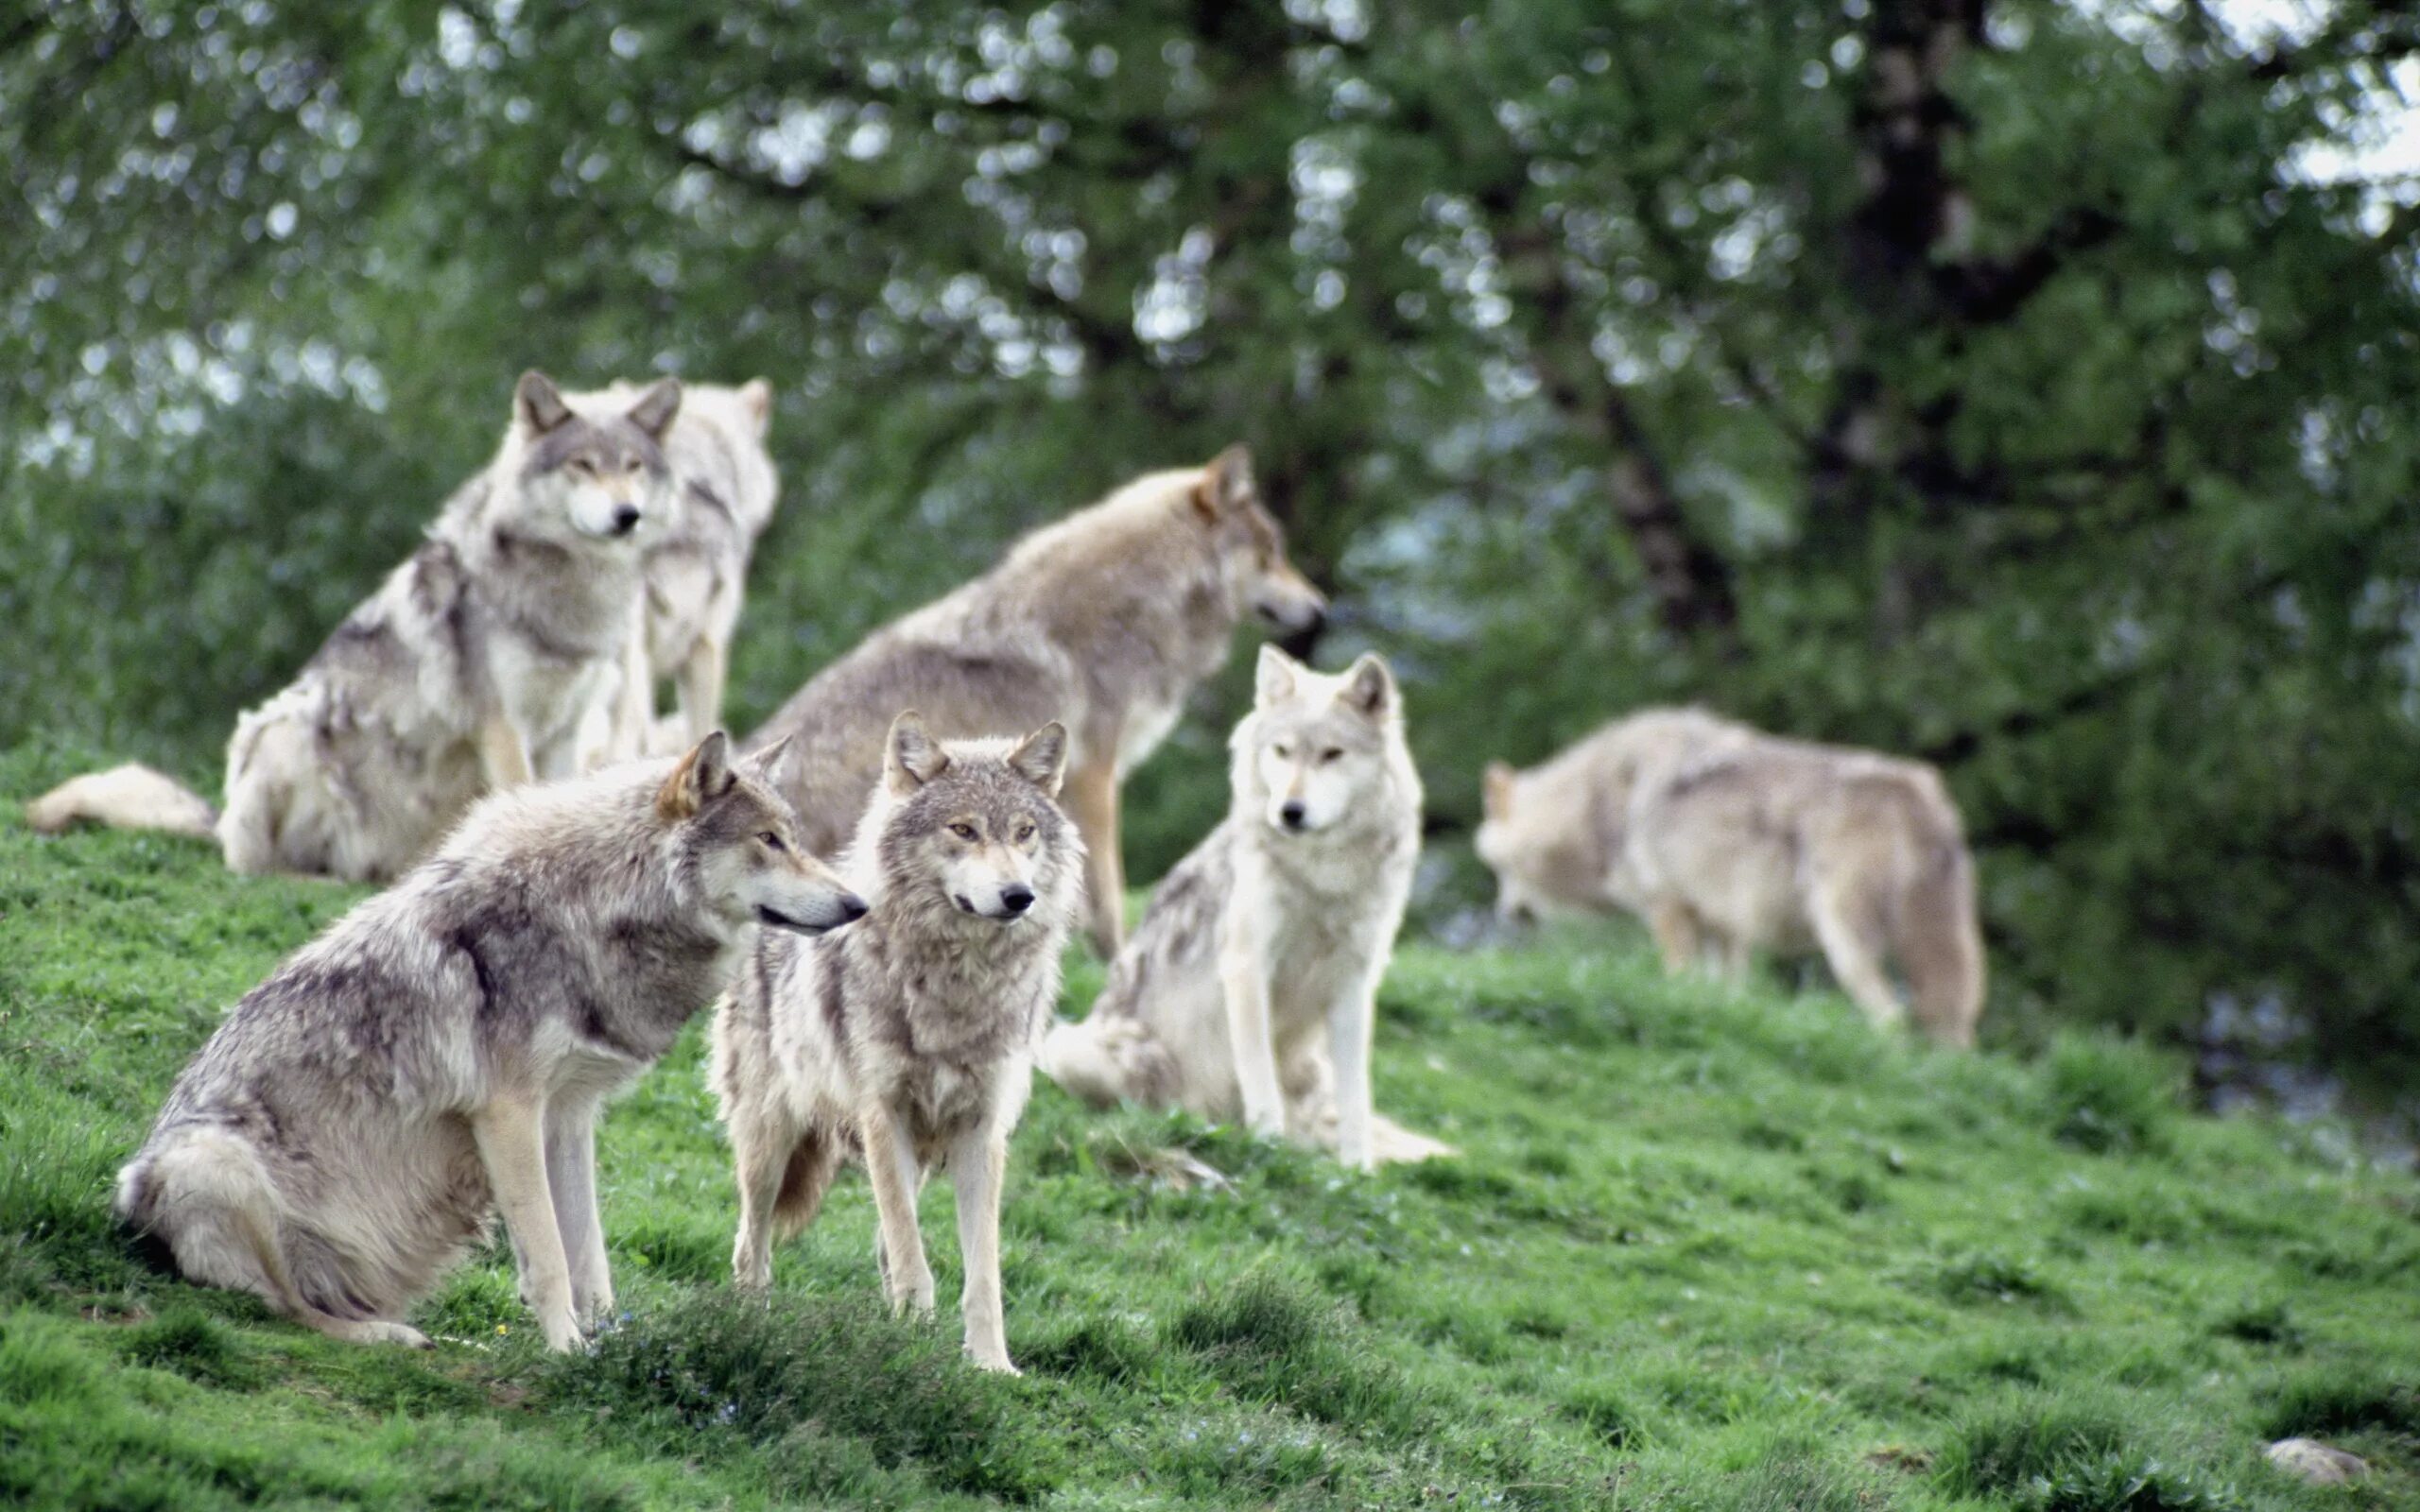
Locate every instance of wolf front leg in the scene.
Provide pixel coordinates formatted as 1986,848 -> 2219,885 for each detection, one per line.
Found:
472,1092 -> 583,1351
1324,958 -> 1386,1174
675,634 -> 727,748
475,713 -> 536,791
544,1095 -> 614,1328
1061,756 -> 1125,957
948,1125 -> 1018,1373
859,1101 -> 936,1314
1219,911 -> 1288,1140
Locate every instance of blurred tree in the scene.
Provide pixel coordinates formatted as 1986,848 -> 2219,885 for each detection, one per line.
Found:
4,0 -> 2416,1074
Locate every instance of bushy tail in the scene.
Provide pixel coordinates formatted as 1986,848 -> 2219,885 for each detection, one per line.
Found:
26,764 -> 217,842
1037,1016 -> 1175,1108
1895,842 -> 1985,1049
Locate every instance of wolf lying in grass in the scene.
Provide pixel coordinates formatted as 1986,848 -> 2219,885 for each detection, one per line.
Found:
713,713 -> 1081,1373
114,733 -> 865,1350
1043,648 -> 1452,1170
28,371 -> 683,882
1478,708 -> 1985,1047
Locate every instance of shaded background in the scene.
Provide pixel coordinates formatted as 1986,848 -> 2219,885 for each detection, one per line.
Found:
5,0 -> 2416,1092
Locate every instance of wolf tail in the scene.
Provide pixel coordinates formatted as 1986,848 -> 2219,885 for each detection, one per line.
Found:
1037,1015 -> 1175,1108
26,764 -> 217,843
1893,839 -> 1985,1050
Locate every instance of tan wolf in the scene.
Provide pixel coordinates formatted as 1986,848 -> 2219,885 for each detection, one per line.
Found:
113,734 -> 867,1350
743,448 -> 1326,955
711,713 -> 1082,1373
577,378 -> 780,756
1040,648 -> 1453,1169
26,371 -> 683,882
1477,708 -> 1985,1047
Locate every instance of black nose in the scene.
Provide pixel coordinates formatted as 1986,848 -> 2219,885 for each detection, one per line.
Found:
998,885 -> 1035,914
1280,800 -> 1307,829
838,894 -> 870,922
1300,602 -> 1327,632
611,504 -> 642,534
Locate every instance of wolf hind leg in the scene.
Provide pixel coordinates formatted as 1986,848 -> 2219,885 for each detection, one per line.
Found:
1807,884 -> 1906,1032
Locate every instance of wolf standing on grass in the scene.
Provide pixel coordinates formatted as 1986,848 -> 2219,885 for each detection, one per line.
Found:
744,447 -> 1324,955
1478,708 -> 1986,1048
114,734 -> 866,1350
27,371 -> 683,882
712,713 -> 1081,1374
1042,648 -> 1452,1170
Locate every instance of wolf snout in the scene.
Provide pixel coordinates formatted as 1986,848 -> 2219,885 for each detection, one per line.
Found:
1260,598 -> 1326,634
610,503 -> 644,536
998,885 -> 1035,915
1279,799 -> 1308,831
757,892 -> 869,934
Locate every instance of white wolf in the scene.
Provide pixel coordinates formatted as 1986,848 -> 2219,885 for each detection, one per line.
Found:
1478,708 -> 1986,1047
113,733 -> 866,1349
711,713 -> 1082,1373
26,371 -> 683,882
1041,648 -> 1453,1170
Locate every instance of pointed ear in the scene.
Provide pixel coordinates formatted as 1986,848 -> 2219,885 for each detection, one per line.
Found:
738,378 -> 774,436
625,377 -> 682,440
514,370 -> 572,437
884,711 -> 949,796
741,733 -> 795,790
1191,443 -> 1253,525
658,731 -> 734,821
1254,643 -> 1301,707
1008,721 -> 1069,797
1481,761 -> 1516,822
1339,652 -> 1395,720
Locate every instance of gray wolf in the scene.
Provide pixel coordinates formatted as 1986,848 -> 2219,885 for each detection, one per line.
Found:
26,371 -> 683,883
1040,648 -> 1452,1169
580,378 -> 780,756
113,732 -> 866,1350
743,447 -> 1326,956
1477,708 -> 1985,1047
711,713 -> 1081,1373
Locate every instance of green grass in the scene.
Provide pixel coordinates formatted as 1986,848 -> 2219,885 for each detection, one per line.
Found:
1,737 -> 2414,1509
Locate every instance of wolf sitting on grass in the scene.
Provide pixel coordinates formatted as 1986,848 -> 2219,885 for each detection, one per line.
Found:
1042,648 -> 1452,1170
27,370 -> 683,882
712,713 -> 1081,1374
744,446 -> 1325,956
114,733 -> 865,1350
1478,708 -> 1985,1048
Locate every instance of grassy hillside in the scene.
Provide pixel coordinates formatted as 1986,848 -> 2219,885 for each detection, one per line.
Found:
1,736 -> 2413,1511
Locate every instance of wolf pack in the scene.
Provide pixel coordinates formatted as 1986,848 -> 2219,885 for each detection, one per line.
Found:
28,370 -> 1986,1374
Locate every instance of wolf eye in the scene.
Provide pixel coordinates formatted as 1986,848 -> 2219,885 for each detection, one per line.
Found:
1271,743 -> 1292,760
757,831 -> 786,852
1014,822 -> 1037,844
624,456 -> 643,474
1320,747 -> 1345,764
948,822 -> 978,841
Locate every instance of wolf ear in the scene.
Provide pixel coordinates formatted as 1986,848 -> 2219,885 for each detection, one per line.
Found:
658,731 -> 735,821
738,378 -> 774,437
625,378 -> 683,441
1191,443 -> 1254,525
1338,653 -> 1396,720
1481,761 -> 1516,822
884,711 -> 949,796
514,370 -> 572,437
1254,643 -> 1302,706
1009,721 -> 1069,797
741,733 -> 796,791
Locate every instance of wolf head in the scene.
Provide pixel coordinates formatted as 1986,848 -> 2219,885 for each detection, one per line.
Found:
1191,446 -> 1327,636
1475,761 -> 1564,924
865,713 -> 1083,927
1235,646 -> 1413,837
505,370 -> 683,545
657,731 -> 868,935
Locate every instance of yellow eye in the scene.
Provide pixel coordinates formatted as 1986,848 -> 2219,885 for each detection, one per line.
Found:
1014,822 -> 1037,843
757,831 -> 786,852
948,822 -> 978,841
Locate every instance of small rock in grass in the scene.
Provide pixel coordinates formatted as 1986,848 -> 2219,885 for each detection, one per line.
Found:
2265,1438 -> 2367,1486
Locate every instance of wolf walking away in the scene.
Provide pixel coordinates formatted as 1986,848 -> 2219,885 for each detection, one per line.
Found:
712,712 -> 1081,1373
1041,647 -> 1453,1170
27,371 -> 684,882
581,377 -> 781,756
114,733 -> 866,1349
1478,708 -> 1986,1048
743,446 -> 1325,956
